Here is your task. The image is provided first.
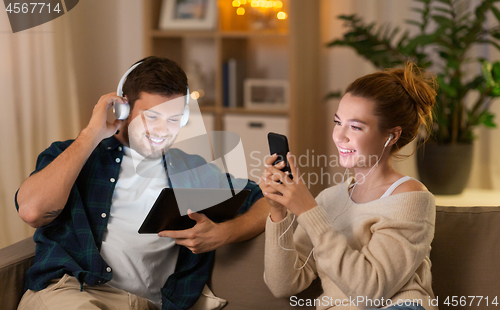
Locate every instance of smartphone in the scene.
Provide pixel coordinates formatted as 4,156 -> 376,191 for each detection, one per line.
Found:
267,132 -> 293,179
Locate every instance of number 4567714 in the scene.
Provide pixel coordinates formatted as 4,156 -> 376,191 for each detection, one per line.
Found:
444,296 -> 498,307
6,3 -> 61,14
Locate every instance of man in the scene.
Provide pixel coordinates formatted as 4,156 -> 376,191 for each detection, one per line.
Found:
15,56 -> 269,310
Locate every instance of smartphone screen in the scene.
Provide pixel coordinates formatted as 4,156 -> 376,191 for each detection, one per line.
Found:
267,132 -> 293,179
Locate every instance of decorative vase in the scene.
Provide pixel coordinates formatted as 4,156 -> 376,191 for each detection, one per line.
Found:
416,142 -> 473,195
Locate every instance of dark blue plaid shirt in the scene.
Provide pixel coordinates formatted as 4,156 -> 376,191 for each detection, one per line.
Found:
15,136 -> 263,310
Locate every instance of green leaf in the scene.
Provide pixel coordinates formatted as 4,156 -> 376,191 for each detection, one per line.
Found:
325,91 -> 342,100
492,86 -> 500,97
481,60 -> 495,87
466,76 -> 485,90
411,8 -> 425,14
477,110 -> 497,128
433,7 -> 453,15
491,5 -> 500,22
492,61 -> 500,81
446,58 -> 461,70
432,15 -> 453,28
406,20 -> 423,27
337,14 -> 355,21
389,26 -> 400,40
477,39 -> 500,51
437,76 -> 458,97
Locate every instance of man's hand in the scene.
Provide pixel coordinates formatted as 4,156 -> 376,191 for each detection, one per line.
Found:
158,198 -> 270,254
84,92 -> 125,144
158,210 -> 228,254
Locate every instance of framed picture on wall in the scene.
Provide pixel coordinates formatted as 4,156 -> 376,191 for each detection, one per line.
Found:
244,79 -> 289,110
159,0 -> 217,30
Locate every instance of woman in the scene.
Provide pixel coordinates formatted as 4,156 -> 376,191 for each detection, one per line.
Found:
261,63 -> 438,310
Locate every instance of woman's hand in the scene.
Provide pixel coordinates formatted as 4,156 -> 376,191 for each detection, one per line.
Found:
262,152 -> 318,217
259,154 -> 287,222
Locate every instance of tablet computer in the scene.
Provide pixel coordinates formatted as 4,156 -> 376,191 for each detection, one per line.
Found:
138,188 -> 251,233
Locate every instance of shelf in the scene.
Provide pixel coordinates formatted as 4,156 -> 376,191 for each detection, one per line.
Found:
218,30 -> 289,38
150,30 -> 216,38
150,29 -> 289,39
199,107 -> 288,117
199,106 -> 217,114
222,107 -> 288,116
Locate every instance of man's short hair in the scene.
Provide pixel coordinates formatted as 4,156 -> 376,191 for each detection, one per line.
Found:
122,56 -> 188,109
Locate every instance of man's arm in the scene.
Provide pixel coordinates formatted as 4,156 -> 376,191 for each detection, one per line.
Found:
159,197 -> 270,254
16,93 -> 124,228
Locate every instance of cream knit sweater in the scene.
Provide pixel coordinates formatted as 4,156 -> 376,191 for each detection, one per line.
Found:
264,178 -> 438,310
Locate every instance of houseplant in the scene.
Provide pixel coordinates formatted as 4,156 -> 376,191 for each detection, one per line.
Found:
327,0 -> 500,194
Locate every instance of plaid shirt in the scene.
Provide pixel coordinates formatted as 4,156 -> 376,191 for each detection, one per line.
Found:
15,136 -> 263,310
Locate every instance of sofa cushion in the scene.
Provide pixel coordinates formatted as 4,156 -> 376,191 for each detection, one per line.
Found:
430,206 -> 500,309
211,232 -> 322,309
0,237 -> 36,310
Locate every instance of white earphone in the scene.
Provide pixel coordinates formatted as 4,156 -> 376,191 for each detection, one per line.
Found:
114,61 -> 190,127
384,134 -> 394,148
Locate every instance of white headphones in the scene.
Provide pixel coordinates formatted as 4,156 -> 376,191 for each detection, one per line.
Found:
114,61 -> 190,127
384,134 -> 394,148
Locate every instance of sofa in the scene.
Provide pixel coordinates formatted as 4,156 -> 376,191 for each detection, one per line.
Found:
1,206 -> 499,310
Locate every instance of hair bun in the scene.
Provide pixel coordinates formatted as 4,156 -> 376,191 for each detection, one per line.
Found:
344,62 -> 438,154
399,62 -> 437,114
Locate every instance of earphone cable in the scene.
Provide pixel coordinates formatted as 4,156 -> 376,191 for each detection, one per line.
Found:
277,214 -> 315,270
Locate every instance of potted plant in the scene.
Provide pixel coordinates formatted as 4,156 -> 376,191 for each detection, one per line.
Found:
327,0 -> 500,194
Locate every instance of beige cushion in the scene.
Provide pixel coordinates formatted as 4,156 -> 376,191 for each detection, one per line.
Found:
190,285 -> 227,310
210,232 -> 322,309
430,206 -> 500,309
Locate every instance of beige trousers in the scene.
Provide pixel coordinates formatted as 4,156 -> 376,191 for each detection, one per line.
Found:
17,274 -> 158,310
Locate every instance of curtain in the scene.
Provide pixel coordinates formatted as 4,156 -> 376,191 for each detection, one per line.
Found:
0,11 -> 80,248
321,0 -> 500,191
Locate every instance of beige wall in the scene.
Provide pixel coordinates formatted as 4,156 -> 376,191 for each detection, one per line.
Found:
67,0 -> 144,129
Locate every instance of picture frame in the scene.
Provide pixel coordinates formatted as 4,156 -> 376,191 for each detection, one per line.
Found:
244,79 -> 289,110
159,0 -> 217,30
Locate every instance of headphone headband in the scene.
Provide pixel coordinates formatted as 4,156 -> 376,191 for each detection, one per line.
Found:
117,62 -> 143,97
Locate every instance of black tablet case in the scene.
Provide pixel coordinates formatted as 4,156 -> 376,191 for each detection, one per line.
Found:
138,188 -> 251,233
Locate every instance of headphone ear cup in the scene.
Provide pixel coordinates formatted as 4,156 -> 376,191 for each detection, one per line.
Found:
113,101 -> 130,120
180,104 -> 190,127
180,86 -> 190,127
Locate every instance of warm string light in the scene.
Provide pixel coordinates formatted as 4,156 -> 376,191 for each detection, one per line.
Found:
231,0 -> 286,19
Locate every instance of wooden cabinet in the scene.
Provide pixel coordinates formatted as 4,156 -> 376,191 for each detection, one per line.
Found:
143,0 -> 326,195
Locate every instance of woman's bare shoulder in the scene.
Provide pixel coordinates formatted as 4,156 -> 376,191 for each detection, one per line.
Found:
392,179 -> 429,195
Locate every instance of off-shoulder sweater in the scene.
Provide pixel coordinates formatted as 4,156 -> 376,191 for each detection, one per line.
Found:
264,178 -> 438,310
